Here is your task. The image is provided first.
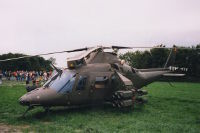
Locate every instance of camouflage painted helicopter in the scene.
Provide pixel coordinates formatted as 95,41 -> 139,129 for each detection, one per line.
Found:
0,45 -> 189,116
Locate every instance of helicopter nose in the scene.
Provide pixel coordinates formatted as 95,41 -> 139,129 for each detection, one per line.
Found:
19,87 -> 63,106
19,95 -> 30,106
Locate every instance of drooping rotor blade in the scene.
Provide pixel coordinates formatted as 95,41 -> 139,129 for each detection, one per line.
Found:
111,46 -> 133,49
103,45 -> 169,50
116,72 -> 133,86
0,47 -> 91,62
65,47 -> 89,52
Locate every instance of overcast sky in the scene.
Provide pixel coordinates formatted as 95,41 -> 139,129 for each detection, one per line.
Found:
0,0 -> 200,67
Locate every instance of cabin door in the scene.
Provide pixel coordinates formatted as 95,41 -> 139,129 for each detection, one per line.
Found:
70,73 -> 89,105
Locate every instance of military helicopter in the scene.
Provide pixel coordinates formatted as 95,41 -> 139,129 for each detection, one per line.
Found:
0,45 -> 193,116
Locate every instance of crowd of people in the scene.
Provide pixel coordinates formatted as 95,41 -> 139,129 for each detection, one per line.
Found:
0,70 -> 52,83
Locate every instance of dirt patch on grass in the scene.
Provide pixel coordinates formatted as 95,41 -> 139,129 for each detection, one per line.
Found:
0,123 -> 21,133
0,123 -> 30,133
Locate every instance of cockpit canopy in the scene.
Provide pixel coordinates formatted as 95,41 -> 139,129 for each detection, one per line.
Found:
43,70 -> 76,93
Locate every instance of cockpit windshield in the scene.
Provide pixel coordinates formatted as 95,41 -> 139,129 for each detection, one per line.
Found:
43,70 -> 76,93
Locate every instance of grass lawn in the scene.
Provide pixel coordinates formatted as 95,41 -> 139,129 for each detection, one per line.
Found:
0,81 -> 200,132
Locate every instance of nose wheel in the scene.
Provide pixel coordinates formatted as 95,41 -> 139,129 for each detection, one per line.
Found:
21,106 -> 51,117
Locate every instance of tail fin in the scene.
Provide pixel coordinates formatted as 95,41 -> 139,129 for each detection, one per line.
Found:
164,46 -> 177,68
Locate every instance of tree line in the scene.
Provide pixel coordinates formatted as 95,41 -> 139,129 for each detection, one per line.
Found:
0,53 -> 53,71
120,45 -> 200,77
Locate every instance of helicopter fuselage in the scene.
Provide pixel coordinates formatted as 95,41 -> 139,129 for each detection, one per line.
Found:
19,61 -> 170,107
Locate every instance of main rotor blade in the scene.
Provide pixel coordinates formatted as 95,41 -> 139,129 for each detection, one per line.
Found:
111,46 -> 133,49
0,47 -> 90,62
108,45 -> 200,50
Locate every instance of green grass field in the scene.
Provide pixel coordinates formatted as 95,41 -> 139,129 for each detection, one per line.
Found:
0,81 -> 200,132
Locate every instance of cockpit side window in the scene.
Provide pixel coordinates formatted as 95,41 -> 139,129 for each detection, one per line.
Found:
76,76 -> 87,90
94,76 -> 108,89
59,76 -> 76,93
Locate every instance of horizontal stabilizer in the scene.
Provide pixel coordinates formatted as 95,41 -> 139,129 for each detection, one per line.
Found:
163,73 -> 185,77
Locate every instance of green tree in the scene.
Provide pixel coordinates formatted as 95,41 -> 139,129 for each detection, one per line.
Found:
0,53 -> 53,71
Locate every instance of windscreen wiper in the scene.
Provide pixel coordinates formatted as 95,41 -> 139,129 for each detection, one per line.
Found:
50,63 -> 62,76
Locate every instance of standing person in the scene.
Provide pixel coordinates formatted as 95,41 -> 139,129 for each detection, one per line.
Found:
40,71 -> 43,79
0,70 -> 2,85
43,71 -> 47,81
26,72 -> 30,86
8,71 -> 11,80
21,71 -> 25,81
29,71 -> 32,81
36,71 -> 39,79
17,71 -> 20,81
12,71 -> 17,80
19,71 -> 22,81
3,71 -> 6,78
